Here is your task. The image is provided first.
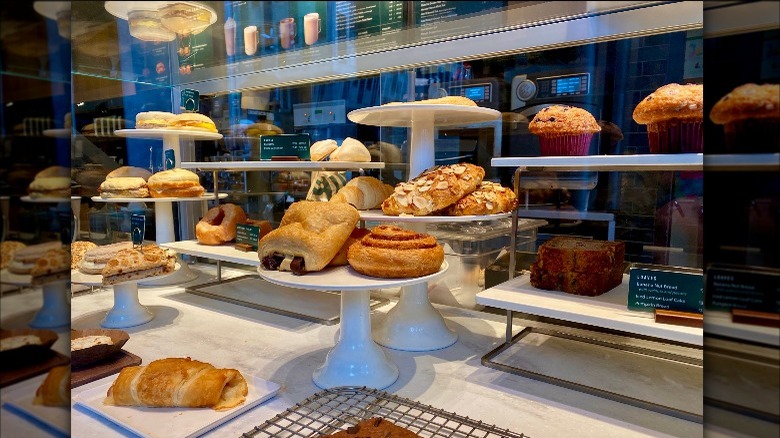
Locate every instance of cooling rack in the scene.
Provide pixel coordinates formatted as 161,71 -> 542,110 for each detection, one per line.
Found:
243,386 -> 529,437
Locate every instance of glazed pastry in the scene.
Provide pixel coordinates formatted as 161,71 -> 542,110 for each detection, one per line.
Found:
196,203 -> 247,245
33,365 -> 70,407
104,357 -> 247,411
439,181 -> 518,216
347,225 -> 444,278
330,176 -> 394,210
258,201 -> 359,275
381,163 -> 485,216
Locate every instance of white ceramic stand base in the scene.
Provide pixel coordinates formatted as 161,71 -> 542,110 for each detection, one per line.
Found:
374,282 -> 458,351
30,280 -> 70,329
102,282 -> 154,329
313,290 -> 398,389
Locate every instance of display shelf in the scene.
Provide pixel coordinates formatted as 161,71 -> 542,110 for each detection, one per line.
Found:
258,262 -> 447,389
71,264 -> 182,328
703,153 -> 780,171
180,160 -> 385,172
358,210 -> 511,223
491,153 -> 703,171
704,310 -> 780,347
90,193 -> 226,203
114,129 -> 222,168
0,270 -> 69,329
476,273 -> 702,346
161,240 -> 260,267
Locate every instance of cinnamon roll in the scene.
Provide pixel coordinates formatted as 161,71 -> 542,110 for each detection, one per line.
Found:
347,225 -> 444,278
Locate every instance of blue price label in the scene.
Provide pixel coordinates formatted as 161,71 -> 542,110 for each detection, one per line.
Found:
164,149 -> 176,170
131,214 -> 146,246
181,89 -> 200,113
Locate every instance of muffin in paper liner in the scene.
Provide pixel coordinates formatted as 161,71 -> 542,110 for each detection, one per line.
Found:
538,133 -> 595,156
646,120 -> 703,153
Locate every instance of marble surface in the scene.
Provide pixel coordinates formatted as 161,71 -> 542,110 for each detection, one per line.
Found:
2,264 -> 704,437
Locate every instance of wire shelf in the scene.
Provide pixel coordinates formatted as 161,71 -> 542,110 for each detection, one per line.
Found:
243,386 -> 529,437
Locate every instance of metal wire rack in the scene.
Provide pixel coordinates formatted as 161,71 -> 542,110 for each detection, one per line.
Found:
243,386 -> 529,437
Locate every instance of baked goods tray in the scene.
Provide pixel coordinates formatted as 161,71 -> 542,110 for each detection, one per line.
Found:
242,386 -> 529,437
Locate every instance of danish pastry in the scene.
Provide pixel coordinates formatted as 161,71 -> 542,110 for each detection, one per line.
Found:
196,203 -> 247,245
381,163 -> 485,216
347,225 -> 444,278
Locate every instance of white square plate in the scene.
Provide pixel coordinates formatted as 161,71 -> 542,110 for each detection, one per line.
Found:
73,372 -> 280,438
2,374 -> 70,437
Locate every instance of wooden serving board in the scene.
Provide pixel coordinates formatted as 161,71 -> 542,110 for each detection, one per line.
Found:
71,350 -> 141,388
0,351 -> 70,388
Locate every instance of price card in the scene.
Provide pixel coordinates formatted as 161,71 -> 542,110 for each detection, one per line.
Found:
235,224 -> 260,251
131,214 -> 146,247
181,89 -> 200,113
260,134 -> 311,160
705,264 -> 779,313
164,149 -> 176,170
627,264 -> 704,314
58,211 -> 72,244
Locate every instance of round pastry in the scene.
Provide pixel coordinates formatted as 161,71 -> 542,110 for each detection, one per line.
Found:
310,139 -> 338,161
98,177 -> 149,198
146,168 -> 205,198
1,241 -> 27,270
135,111 -> 176,129
330,137 -> 371,162
106,166 -> 153,181
165,113 -> 217,133
709,83 -> 779,152
347,225 -> 444,278
529,105 -> 601,156
70,241 -> 98,270
195,203 -> 247,245
632,83 -> 703,153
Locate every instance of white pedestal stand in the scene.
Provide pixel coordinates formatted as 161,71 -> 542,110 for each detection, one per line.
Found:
348,104 -> 500,351
0,271 -> 69,328
258,262 -> 447,389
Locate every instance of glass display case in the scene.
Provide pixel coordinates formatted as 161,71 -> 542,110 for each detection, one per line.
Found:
1,1 -> 777,437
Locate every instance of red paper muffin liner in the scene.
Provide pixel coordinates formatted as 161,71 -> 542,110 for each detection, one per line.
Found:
646,120 -> 702,153
538,133 -> 594,156
723,119 -> 779,153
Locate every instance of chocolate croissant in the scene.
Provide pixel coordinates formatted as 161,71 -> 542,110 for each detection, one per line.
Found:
104,357 -> 247,411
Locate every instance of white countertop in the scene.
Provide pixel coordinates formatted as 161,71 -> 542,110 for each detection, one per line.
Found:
2,264 -> 703,437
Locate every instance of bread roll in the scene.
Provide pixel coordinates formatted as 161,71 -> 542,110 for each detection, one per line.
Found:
310,139 -> 338,161
106,166 -> 153,181
330,137 -> 371,162
99,177 -> 150,198
105,357 -> 247,411
330,176 -> 394,210
33,365 -> 70,407
147,168 -> 205,198
258,201 -> 359,274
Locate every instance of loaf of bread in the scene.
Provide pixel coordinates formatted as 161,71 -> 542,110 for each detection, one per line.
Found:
330,176 -> 394,210
530,237 -> 625,296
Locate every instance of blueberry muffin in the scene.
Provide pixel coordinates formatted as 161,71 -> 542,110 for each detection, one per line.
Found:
528,105 -> 601,155
632,83 -> 703,153
710,83 -> 779,152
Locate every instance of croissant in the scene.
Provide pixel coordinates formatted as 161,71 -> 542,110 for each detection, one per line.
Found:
330,176 -> 394,210
33,365 -> 70,407
104,357 -> 248,411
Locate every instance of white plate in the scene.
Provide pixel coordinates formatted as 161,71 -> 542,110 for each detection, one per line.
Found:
73,372 -> 280,438
359,209 -> 511,223
0,269 -> 32,286
114,129 -> 222,141
348,104 -> 500,127
91,193 -> 227,203
257,261 -> 448,291
2,374 -> 70,437
20,196 -> 71,204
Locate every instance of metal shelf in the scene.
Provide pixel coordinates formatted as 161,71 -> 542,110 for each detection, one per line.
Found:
491,153 -> 703,172
180,161 -> 385,172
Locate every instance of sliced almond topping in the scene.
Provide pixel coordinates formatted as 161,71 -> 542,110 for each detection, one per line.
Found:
394,186 -> 406,194
396,195 -> 409,207
413,196 -> 428,209
453,165 -> 466,175
436,181 -> 449,190
418,185 -> 431,192
463,175 -> 472,180
486,202 -> 494,210
415,178 -> 428,186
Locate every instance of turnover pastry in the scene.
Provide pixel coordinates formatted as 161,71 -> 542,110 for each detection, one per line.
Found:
381,163 -> 485,216
196,203 -> 247,245
439,181 -> 518,215
258,200 -> 359,275
347,225 -> 444,278
33,365 -> 70,407
105,357 -> 247,411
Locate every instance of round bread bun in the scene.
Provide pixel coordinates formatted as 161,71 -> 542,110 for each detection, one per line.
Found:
135,111 -> 176,129
106,166 -> 153,181
195,203 -> 247,245
147,168 -> 205,198
166,113 -> 217,133
310,139 -> 338,161
29,177 -> 71,192
99,177 -> 150,198
346,225 -> 444,278
35,166 -> 70,179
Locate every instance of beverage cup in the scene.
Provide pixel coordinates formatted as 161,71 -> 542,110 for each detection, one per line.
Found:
304,12 -> 320,46
279,17 -> 295,49
244,25 -> 259,55
224,17 -> 236,56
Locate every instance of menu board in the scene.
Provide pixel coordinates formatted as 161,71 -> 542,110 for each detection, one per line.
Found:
415,1 -> 506,25
334,1 -> 406,39
177,30 -> 214,77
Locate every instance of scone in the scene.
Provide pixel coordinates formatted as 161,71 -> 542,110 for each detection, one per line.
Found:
528,105 -> 601,156
381,163 -> 485,216
632,83 -> 703,153
439,180 -> 518,216
709,83 -> 779,152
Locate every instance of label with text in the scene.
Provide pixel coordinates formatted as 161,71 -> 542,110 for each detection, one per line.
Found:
181,89 -> 200,113
235,224 -> 260,251
260,134 -> 311,160
131,214 -> 146,246
628,265 -> 704,314
705,264 -> 779,313
164,149 -> 176,170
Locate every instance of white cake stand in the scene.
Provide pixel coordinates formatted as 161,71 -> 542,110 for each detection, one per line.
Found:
258,262 -> 448,390
0,270 -> 69,329
113,129 -> 222,168
91,194 -> 226,285
71,264 -> 180,328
